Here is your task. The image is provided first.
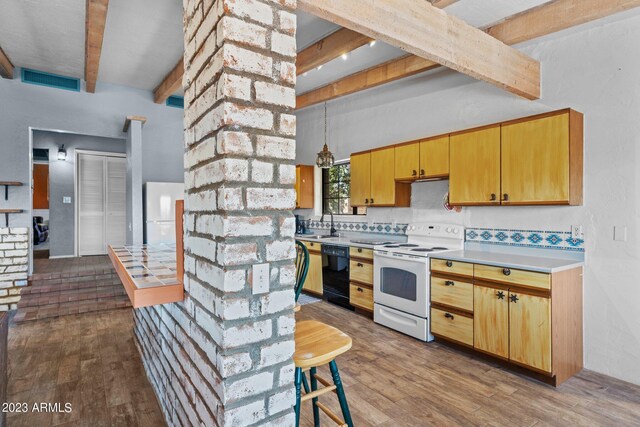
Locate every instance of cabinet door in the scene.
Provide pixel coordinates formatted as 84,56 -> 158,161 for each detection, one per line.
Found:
295,166 -> 301,208
501,113 -> 570,204
394,142 -> 420,181
370,147 -> 395,205
474,285 -> 509,358
350,152 -> 371,206
295,165 -> 314,209
449,126 -> 501,205
509,292 -> 552,372
420,136 -> 449,178
303,252 -> 323,295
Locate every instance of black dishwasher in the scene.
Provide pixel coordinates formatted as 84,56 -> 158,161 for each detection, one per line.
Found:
321,244 -> 353,310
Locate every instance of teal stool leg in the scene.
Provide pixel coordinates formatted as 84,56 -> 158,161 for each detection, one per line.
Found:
329,360 -> 353,427
302,372 -> 311,394
295,367 -> 303,427
310,367 -> 320,427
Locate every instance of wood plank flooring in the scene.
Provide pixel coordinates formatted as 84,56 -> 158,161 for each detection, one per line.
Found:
298,301 -> 640,427
7,310 -> 165,427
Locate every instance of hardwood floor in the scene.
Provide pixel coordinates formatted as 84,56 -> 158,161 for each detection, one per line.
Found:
298,301 -> 640,427
7,309 -> 165,427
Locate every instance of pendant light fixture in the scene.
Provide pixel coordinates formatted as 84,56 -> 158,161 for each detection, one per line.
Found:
316,102 -> 335,169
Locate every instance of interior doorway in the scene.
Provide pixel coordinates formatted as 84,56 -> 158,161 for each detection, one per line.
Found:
32,149 -> 50,259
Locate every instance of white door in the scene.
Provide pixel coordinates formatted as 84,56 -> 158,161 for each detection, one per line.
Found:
78,153 -> 126,255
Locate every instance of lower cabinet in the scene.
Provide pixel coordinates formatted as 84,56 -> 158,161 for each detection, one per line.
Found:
350,284 -> 373,311
303,250 -> 323,295
349,248 -> 374,311
430,258 -> 582,386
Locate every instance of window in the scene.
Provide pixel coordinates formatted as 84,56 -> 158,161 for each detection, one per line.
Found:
322,162 -> 366,215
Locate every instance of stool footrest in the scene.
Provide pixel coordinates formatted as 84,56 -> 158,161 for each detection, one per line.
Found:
313,373 -> 332,388
316,401 -> 348,427
301,384 -> 336,402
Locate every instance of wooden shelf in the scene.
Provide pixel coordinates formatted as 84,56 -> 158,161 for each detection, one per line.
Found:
0,209 -> 23,227
1,182 -> 22,201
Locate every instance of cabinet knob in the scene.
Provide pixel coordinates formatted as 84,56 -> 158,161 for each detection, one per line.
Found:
370,198 -> 374,204
444,280 -> 455,286
357,248 -> 363,253
496,291 -> 505,300
502,193 -> 509,202
490,193 -> 497,201
357,287 -> 364,293
412,170 -> 417,176
365,198 -> 369,204
503,268 -> 511,276
444,313 -> 454,320
357,262 -> 364,267
420,169 -> 425,176
510,294 -> 519,303
446,261 -> 453,267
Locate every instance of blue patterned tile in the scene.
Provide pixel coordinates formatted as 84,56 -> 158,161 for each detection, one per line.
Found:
565,237 -> 584,247
495,232 -> 508,242
527,233 -> 543,244
481,231 -> 493,241
545,234 -> 562,245
510,232 -> 524,243
465,227 -> 584,252
467,230 -> 478,239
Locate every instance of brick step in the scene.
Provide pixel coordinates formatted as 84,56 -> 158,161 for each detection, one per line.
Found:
18,286 -> 128,308
28,272 -> 118,288
21,277 -> 121,295
12,294 -> 131,323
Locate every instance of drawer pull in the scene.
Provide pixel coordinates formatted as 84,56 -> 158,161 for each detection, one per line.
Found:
444,280 -> 455,286
503,268 -> 511,276
357,248 -> 363,253
446,261 -> 453,267
357,262 -> 364,267
444,313 -> 454,320
357,287 -> 364,293
496,291 -> 505,300
510,294 -> 519,303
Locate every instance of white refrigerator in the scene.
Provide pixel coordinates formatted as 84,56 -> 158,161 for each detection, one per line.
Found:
144,182 -> 184,245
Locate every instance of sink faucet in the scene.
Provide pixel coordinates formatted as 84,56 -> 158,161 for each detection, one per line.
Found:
321,211 -> 338,237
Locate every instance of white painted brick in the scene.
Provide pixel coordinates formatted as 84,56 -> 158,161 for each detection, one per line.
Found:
218,187 -> 244,210
279,164 -> 296,184
226,371 -> 273,402
185,138 -> 216,169
260,340 -> 294,368
3,250 -> 27,257
189,190 -> 217,211
246,188 -> 296,210
2,234 -> 26,243
260,289 -> 294,315
278,10 -> 296,35
194,103 -> 225,142
217,242 -> 258,266
268,388 -> 295,415
277,314 -> 295,336
194,158 -> 248,188
271,32 -> 296,57
225,399 -> 267,427
223,44 -> 273,78
195,305 -> 224,345
218,73 -> 252,101
223,319 -> 272,348
255,81 -> 295,108
196,214 -> 224,236
279,264 -> 296,286
220,297 -> 250,320
224,216 -> 273,237
251,160 -> 274,183
278,61 -> 296,86
266,239 -> 295,262
217,131 -> 253,155
279,216 -> 295,238
225,103 -> 274,130
217,352 -> 253,377
0,243 -> 14,250
217,16 -> 267,49
256,135 -> 295,159
225,0 -> 274,25
278,363 -> 295,387
263,412 -> 296,427
188,236 -> 217,259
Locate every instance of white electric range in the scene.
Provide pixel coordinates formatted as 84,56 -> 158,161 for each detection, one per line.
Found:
373,222 -> 464,341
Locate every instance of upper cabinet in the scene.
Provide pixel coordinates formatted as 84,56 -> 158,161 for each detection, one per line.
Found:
295,165 -> 314,209
351,148 -> 410,207
501,110 -> 583,205
394,136 -> 450,182
450,126 -> 501,205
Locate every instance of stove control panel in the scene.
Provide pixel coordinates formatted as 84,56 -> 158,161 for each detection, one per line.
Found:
405,223 -> 463,239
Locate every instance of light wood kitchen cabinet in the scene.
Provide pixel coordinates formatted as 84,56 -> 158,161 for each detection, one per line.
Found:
449,126 -> 501,205
431,307 -> 474,347
394,142 -> 420,181
419,136 -> 449,179
501,110 -> 583,205
303,250 -> 323,296
509,291 -> 552,373
295,165 -> 314,209
473,284 -> 509,359
349,247 -> 374,312
350,149 -> 410,207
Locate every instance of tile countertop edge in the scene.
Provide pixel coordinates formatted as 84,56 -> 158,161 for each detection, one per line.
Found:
294,235 -> 401,249
431,250 -> 584,274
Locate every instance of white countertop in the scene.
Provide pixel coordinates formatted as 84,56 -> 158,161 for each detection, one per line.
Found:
432,250 -> 584,273
295,234 -> 402,249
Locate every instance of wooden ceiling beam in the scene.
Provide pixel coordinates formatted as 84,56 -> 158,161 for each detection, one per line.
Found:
297,0 -> 640,110
297,0 -> 459,76
298,0 -> 540,100
0,46 -> 14,79
153,58 -> 184,104
85,0 -> 110,93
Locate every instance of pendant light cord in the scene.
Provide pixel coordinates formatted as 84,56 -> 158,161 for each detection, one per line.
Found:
324,102 -> 328,149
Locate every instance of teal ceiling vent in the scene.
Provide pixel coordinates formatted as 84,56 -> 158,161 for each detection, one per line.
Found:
166,96 -> 184,109
21,68 -> 80,92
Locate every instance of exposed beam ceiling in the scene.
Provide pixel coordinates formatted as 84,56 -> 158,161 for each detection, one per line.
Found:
85,0 -> 110,93
298,0 -> 540,100
297,0 -> 640,109
296,0 -> 459,76
153,58 -> 184,104
0,46 -> 14,79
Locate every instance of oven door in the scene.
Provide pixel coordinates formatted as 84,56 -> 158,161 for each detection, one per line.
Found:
373,251 -> 428,318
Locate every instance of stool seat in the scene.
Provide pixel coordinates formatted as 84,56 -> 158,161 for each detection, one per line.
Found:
294,320 -> 352,369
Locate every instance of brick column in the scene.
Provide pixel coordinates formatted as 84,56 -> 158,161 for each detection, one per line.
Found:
0,227 -> 29,311
181,0 -> 297,425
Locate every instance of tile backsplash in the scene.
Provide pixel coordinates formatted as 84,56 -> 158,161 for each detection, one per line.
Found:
306,219 -> 408,235
466,228 -> 585,252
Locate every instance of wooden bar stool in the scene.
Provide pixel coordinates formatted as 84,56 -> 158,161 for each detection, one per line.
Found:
294,320 -> 354,427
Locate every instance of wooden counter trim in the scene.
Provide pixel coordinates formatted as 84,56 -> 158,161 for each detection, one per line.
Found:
108,247 -> 184,309
349,255 -> 373,263
472,278 -> 551,298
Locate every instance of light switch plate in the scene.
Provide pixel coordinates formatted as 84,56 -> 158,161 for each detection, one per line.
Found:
571,225 -> 584,240
63,196 -> 71,204
252,263 -> 270,295
614,226 -> 627,242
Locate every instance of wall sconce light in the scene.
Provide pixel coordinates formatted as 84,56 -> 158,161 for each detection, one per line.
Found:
57,144 -> 67,161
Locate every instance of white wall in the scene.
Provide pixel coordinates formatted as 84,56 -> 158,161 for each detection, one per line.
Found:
0,74 -> 184,230
296,13 -> 640,385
